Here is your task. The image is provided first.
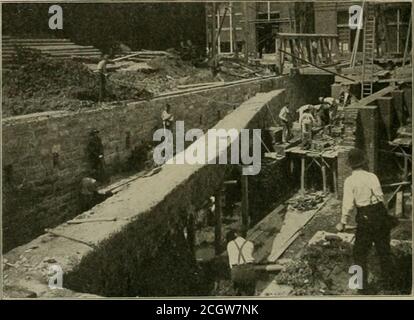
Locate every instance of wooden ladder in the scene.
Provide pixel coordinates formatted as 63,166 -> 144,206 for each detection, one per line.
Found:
361,6 -> 376,98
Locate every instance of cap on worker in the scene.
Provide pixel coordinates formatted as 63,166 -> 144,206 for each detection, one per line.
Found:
347,148 -> 368,169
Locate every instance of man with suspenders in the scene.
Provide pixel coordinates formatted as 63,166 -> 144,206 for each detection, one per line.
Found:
336,148 -> 394,293
226,230 -> 256,295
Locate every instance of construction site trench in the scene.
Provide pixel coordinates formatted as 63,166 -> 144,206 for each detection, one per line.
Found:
3,70 -> 340,297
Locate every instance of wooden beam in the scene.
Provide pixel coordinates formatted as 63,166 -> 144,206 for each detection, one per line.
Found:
403,15 -> 412,67
230,2 -> 238,57
305,39 -> 312,64
214,189 -> 223,255
211,2 -> 217,62
322,163 -> 327,193
382,181 -> 411,188
301,156 -> 306,195
348,85 -> 397,108
279,49 -> 355,81
187,212 -> 196,258
241,173 -> 249,237
289,39 -> 297,66
319,38 -> 326,62
213,6 -> 229,51
395,191 -> 404,218
332,161 -> 338,199
242,2 -> 249,63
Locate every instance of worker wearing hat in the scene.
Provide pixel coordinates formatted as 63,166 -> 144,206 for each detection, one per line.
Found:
96,54 -> 111,101
226,229 -> 256,296
336,148 -> 393,293
300,106 -> 315,150
278,104 -> 292,143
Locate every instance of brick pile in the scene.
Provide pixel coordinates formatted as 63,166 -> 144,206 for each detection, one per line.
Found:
341,108 -> 358,147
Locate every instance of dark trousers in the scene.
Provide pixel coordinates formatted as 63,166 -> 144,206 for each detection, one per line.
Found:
301,131 -> 312,149
231,264 -> 256,296
354,202 -> 393,289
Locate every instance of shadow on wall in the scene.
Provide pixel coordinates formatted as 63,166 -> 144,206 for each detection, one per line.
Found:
63,197 -> 215,297
2,3 -> 207,53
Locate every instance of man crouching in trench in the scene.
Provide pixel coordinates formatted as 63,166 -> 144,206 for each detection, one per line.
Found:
226,229 -> 257,296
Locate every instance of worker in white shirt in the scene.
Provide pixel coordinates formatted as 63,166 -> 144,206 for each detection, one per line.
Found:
311,40 -> 319,63
80,177 -> 112,212
336,148 -> 393,293
300,107 -> 315,149
339,86 -> 351,107
161,104 -> 174,131
226,230 -> 256,295
96,54 -> 111,101
278,104 -> 292,143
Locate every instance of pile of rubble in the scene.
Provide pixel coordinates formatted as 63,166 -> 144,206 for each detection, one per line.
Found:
2,48 -> 275,117
286,192 -> 325,211
275,237 -> 354,295
275,235 -> 412,295
2,54 -> 150,117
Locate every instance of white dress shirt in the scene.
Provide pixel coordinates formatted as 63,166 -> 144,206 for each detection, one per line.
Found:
227,237 -> 254,268
297,105 -> 311,124
161,110 -> 174,127
97,60 -> 108,73
341,169 -> 384,224
279,106 -> 290,122
322,97 -> 339,106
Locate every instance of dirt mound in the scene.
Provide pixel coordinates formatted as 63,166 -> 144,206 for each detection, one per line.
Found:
2,54 -> 152,117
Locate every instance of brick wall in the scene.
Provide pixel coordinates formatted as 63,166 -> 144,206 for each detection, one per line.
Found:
357,106 -> 379,173
314,2 -> 337,35
4,89 -> 287,298
2,74 -> 324,252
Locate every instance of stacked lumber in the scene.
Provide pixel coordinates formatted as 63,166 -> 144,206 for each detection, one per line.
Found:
2,35 -> 102,67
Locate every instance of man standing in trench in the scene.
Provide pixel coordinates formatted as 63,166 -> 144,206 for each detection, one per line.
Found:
96,54 -> 110,101
226,230 -> 256,296
336,148 -> 394,293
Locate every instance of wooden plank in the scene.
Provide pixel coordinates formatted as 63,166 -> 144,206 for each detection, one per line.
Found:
332,162 -> 338,199
289,39 -> 297,66
348,85 -> 397,108
318,38 -> 325,62
277,33 -> 338,38
395,191 -> 404,218
267,197 -> 330,262
325,38 -> 332,62
322,163 -> 327,193
241,173 -> 249,237
301,156 -> 306,194
306,39 -> 313,64
177,82 -> 224,89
